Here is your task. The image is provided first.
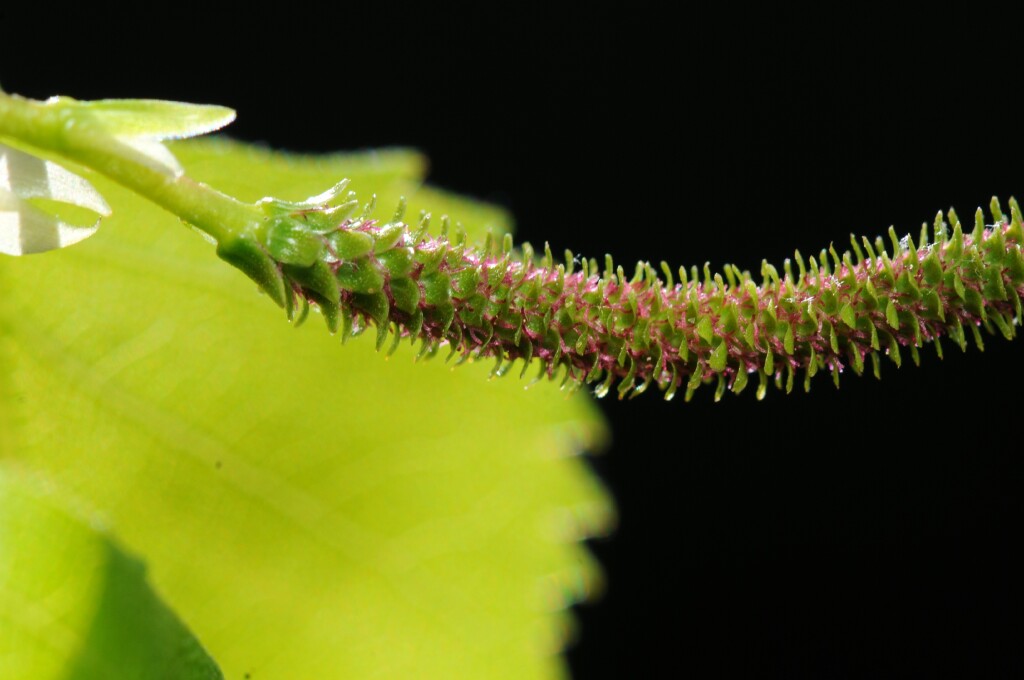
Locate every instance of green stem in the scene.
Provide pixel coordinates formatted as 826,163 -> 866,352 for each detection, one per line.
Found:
0,92 -> 258,243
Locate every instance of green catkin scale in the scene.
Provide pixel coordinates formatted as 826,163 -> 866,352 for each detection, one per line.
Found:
220,189 -> 1024,402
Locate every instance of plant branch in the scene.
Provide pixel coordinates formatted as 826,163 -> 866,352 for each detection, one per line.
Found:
2,91 -> 1021,401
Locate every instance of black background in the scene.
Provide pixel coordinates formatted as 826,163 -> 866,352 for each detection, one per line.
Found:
4,7 -> 1024,678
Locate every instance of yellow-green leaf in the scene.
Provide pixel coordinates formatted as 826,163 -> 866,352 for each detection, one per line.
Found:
0,468 -> 223,679
0,138 -> 612,679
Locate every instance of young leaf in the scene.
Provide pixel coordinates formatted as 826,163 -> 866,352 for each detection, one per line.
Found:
46,97 -> 236,141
